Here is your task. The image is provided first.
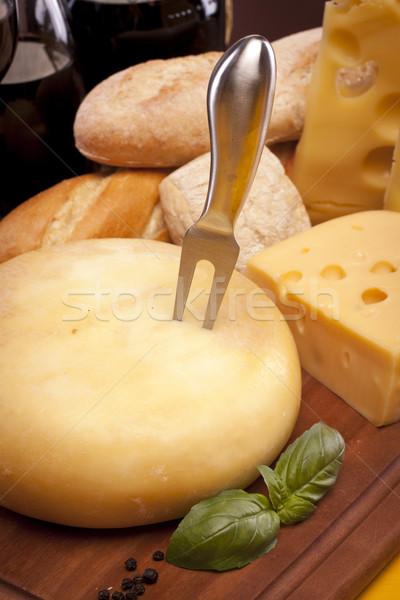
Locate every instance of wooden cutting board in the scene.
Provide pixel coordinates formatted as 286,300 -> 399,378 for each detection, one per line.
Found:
0,369 -> 399,600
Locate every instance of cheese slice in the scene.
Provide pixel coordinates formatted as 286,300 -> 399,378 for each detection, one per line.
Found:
247,210 -> 400,426
291,0 -> 400,224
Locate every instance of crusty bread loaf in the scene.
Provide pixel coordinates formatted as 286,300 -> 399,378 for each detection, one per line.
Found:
0,168 -> 170,263
0,239 -> 301,528
268,27 -> 322,144
159,147 -> 311,273
74,52 -> 221,168
74,28 -> 321,168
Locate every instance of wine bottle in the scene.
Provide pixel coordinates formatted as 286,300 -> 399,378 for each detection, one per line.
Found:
68,0 -> 232,90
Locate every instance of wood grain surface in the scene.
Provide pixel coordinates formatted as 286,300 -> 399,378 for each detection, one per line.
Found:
0,370 -> 399,600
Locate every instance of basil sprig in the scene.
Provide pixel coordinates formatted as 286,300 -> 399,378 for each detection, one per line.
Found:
258,422 -> 345,525
166,422 -> 345,571
166,490 -> 280,571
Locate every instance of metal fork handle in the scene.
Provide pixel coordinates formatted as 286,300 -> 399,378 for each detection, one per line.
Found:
200,35 -> 276,233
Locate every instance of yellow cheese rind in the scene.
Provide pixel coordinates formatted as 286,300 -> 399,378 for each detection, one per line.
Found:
291,0 -> 400,224
0,239 -> 301,528
247,210 -> 400,427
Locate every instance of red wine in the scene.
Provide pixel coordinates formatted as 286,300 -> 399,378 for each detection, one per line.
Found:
0,2 -> 17,80
69,0 -> 227,90
0,37 -> 87,216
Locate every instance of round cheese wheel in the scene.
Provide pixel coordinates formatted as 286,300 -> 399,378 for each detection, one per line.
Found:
0,239 -> 301,528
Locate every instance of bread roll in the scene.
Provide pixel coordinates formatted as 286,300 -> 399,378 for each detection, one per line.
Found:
74,29 -> 321,168
0,168 -> 170,263
0,239 -> 301,528
159,147 -> 311,273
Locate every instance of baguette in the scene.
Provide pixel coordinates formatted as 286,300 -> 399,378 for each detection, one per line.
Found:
0,168 -> 170,263
74,28 -> 321,168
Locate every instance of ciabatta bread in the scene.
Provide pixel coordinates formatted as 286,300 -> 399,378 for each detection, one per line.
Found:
74,28 -> 321,168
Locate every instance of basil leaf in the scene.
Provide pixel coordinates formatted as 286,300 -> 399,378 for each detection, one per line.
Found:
256,464 -> 287,509
166,489 -> 280,571
276,495 -> 316,525
274,422 -> 345,508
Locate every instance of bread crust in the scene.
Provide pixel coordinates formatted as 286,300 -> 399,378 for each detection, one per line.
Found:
0,168 -> 170,263
74,29 -> 321,168
269,27 -> 322,144
74,52 -> 221,168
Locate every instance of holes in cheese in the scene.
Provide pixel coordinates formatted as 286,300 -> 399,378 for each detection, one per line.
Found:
361,287 -> 388,304
320,264 -> 347,280
362,146 -> 394,187
329,28 -> 360,65
370,260 -> 397,273
247,210 -> 400,427
291,0 -> 400,223
336,61 -> 379,98
280,270 -> 303,286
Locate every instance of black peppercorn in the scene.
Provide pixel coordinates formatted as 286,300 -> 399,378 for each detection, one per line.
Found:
125,592 -> 138,600
124,557 -> 138,571
98,591 -> 110,600
133,582 -> 145,595
132,574 -> 143,584
143,568 -> 158,584
121,577 -> 133,590
152,550 -> 164,561
111,592 -> 125,600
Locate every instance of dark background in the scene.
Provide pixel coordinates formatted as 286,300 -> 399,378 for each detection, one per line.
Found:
230,0 -> 326,43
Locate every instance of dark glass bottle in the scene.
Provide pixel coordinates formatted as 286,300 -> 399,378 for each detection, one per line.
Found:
68,0 -> 230,91
0,0 -> 87,217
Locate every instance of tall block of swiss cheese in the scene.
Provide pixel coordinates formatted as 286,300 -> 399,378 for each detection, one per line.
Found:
291,0 -> 400,224
247,210 -> 400,426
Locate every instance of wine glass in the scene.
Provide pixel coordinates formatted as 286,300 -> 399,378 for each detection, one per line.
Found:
0,0 -> 17,81
0,0 -> 86,217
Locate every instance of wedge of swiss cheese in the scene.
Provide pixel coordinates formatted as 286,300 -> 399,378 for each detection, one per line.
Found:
247,210 -> 400,426
291,0 -> 400,224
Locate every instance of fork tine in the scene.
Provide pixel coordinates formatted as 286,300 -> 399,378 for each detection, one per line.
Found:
173,249 -> 198,322
174,224 -> 240,327
203,263 -> 236,330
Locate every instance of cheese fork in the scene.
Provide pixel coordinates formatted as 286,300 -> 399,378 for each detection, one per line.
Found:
173,35 -> 276,329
